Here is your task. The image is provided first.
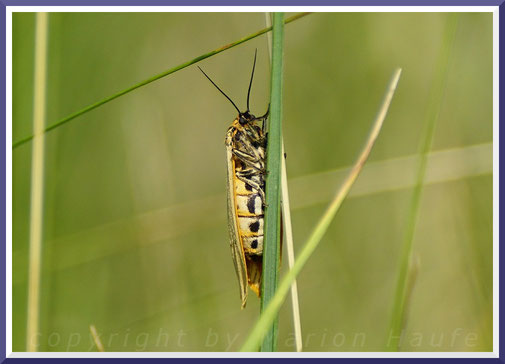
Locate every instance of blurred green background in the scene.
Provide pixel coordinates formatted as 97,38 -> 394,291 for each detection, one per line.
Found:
12,12 -> 493,352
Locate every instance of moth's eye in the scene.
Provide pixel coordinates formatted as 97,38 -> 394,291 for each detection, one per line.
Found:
239,116 -> 247,125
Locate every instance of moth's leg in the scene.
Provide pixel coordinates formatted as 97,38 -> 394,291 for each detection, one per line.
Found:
244,126 -> 261,142
235,126 -> 266,157
235,167 -> 266,181
234,135 -> 263,161
260,103 -> 270,119
235,167 -> 256,178
257,104 -> 270,133
236,169 -> 267,207
232,146 -> 265,173
259,133 -> 267,149
232,149 -> 261,166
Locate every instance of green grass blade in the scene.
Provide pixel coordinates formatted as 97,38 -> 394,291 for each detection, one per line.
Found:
260,12 -> 284,353
12,12 -> 311,150
26,12 -> 49,352
265,11 -> 303,352
385,14 -> 458,351
241,68 -> 402,352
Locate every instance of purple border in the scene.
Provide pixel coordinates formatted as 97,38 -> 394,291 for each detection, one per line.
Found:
499,2 -> 504,362
1,1 -> 6,362
0,0 -> 504,6
2,1 -> 502,362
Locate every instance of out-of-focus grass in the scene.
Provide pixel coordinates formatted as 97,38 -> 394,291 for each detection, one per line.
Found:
12,12 -> 492,351
387,14 -> 459,351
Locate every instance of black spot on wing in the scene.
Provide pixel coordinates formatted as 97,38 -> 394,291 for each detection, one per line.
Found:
251,239 -> 258,249
245,183 -> 253,191
249,221 -> 260,233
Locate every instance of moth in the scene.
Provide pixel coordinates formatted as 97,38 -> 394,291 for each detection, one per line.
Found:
199,50 -> 269,308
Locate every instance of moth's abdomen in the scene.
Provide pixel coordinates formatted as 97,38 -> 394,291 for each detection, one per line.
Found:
235,178 -> 264,255
235,194 -> 263,216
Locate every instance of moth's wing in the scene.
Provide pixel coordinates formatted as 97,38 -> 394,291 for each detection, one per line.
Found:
246,255 -> 262,297
226,146 -> 249,309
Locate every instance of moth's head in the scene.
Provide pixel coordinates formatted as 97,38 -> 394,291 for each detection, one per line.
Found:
238,111 -> 256,125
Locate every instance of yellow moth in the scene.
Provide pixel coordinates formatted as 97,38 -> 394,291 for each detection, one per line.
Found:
199,50 -> 268,308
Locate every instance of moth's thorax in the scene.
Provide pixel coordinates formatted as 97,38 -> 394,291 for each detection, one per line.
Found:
227,117 -> 265,149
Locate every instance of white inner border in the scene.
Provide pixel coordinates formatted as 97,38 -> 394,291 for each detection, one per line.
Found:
5,5 -> 499,359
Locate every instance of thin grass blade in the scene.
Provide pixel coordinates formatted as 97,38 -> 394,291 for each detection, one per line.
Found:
259,12 -> 285,353
12,12 -> 311,150
26,12 -> 49,352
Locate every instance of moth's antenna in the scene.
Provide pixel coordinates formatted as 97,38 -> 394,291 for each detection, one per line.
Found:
198,66 -> 241,115
246,49 -> 258,112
